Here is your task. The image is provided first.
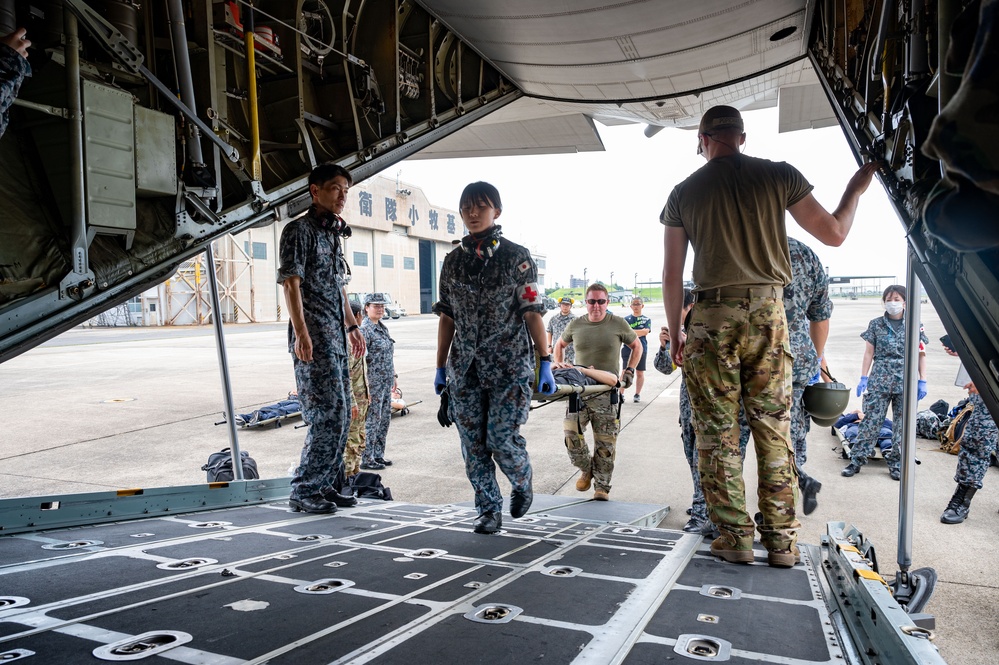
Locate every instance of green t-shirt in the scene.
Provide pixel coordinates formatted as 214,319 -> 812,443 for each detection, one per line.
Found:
660,154 -> 813,290
562,313 -> 637,374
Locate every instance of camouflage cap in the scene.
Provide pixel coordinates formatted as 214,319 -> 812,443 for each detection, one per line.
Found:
364,292 -> 391,305
559,297 -> 574,305
698,105 -> 744,133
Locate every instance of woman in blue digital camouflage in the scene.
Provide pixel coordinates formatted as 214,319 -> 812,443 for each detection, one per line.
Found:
433,181 -> 556,534
842,285 -> 928,480
360,293 -> 396,471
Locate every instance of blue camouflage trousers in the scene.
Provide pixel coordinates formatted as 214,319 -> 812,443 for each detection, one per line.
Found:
791,380 -> 810,468
955,394 -> 999,488
363,375 -> 393,463
450,361 -> 533,515
292,354 -> 351,498
684,296 -> 800,551
852,391 -> 903,471
956,435 -> 998,488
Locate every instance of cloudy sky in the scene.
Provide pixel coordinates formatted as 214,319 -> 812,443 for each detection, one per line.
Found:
381,106 -> 909,291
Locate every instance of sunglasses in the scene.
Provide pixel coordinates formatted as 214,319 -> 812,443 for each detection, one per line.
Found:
586,299 -> 608,305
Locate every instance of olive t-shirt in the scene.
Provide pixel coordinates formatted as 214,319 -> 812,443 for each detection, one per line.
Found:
561,313 -> 637,374
660,154 -> 813,290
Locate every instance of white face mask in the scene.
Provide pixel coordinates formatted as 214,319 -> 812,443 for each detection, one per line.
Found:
885,301 -> 905,316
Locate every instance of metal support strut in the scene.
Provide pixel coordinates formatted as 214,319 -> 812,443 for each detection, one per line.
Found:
204,242 -> 245,480
892,248 -> 937,613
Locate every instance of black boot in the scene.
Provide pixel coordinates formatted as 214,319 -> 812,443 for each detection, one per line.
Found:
941,484 -> 977,524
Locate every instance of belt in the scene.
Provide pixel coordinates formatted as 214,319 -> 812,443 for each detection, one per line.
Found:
694,286 -> 783,302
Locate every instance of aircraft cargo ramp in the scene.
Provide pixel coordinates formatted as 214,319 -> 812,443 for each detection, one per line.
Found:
0,491 -> 942,664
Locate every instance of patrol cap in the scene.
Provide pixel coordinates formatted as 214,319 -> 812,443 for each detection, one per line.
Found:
698,105 -> 744,134
364,292 -> 391,305
559,297 -> 574,305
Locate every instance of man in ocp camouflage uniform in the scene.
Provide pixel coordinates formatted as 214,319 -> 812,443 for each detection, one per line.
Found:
434,181 -> 556,535
654,290 -> 750,535
278,163 -> 365,514
662,105 -> 879,568
0,28 -> 31,138
786,237 -> 833,515
343,302 -> 369,479
554,283 -> 642,501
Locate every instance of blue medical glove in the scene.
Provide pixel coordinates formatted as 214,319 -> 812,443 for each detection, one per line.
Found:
856,376 -> 868,397
434,368 -> 447,395
809,356 -> 822,385
537,360 -> 557,395
917,379 -> 927,401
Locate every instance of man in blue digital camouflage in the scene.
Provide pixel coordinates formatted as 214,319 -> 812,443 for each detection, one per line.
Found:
662,105 -> 879,568
0,28 -> 31,138
278,163 -> 366,514
939,341 -> 999,524
786,237 -> 832,515
434,181 -> 556,535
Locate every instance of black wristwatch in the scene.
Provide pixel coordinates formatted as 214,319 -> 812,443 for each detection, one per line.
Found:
539,354 -> 553,362
623,367 -> 635,374
345,324 -> 359,333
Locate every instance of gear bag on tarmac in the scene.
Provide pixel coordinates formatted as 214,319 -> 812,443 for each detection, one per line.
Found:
202,448 -> 260,482
350,472 -> 393,500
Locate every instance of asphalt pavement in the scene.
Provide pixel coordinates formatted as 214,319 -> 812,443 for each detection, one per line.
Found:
1,298 -> 996,663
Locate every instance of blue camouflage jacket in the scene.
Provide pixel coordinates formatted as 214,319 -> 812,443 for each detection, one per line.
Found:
861,314 -> 929,394
434,228 -> 545,383
786,237 -> 832,384
276,209 -> 350,359
0,44 -> 31,137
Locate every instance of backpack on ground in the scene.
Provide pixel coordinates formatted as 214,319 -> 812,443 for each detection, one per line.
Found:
350,471 -> 393,500
938,402 -> 974,455
202,448 -> 260,482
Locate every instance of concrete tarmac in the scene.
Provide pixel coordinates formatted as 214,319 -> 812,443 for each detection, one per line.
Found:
1,299 -> 996,663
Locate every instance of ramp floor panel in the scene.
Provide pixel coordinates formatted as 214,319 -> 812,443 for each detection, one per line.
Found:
0,498 -> 850,664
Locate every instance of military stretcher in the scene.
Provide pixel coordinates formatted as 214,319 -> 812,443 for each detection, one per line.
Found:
230,394 -> 302,429
531,382 -> 615,402
227,388 -> 422,429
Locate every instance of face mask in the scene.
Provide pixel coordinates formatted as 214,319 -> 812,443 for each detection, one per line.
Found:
885,301 -> 905,315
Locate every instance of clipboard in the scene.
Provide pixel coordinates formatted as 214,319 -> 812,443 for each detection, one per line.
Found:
955,363 -> 971,387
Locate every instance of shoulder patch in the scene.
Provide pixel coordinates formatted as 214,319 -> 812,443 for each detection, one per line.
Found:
517,281 -> 542,307
518,260 -> 531,273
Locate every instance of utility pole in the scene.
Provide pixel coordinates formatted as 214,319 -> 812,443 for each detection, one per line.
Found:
610,271 -> 614,289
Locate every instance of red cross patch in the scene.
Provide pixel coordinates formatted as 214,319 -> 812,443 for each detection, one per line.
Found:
518,282 -> 541,307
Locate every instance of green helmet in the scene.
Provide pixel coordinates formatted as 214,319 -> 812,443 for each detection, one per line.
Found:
803,382 -> 850,424
811,413 -> 842,428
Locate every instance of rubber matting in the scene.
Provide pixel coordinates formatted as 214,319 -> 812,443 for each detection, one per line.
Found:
0,498 -> 846,663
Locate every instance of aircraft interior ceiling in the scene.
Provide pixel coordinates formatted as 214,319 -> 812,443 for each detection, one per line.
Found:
0,0 -> 996,422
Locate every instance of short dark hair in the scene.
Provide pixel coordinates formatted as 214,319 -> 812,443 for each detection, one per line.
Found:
585,283 -> 609,297
682,288 -> 695,308
882,284 -> 906,302
459,181 -> 501,212
349,301 -> 362,318
309,163 -> 353,188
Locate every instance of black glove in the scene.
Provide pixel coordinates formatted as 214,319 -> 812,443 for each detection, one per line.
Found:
437,388 -> 453,427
